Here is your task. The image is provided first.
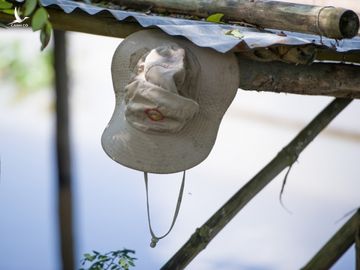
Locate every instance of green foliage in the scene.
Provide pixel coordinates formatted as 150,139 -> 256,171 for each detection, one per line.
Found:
0,0 -> 13,16
206,13 -> 224,23
24,0 -> 37,16
0,0 -> 53,50
0,41 -> 53,98
1,8 -> 13,15
0,0 -> 12,10
40,21 -> 52,50
80,250 -> 137,270
24,0 -> 53,50
32,7 -> 48,31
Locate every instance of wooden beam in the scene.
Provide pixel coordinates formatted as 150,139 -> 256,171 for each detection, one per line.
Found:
1,9 -> 359,98
237,56 -> 360,99
1,8 -> 358,64
48,9 -> 143,38
316,49 -> 360,64
109,0 -> 359,39
301,209 -> 360,270
0,8 -> 143,38
1,5 -> 359,49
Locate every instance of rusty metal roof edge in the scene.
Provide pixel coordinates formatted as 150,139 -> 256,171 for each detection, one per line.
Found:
41,0 -> 360,53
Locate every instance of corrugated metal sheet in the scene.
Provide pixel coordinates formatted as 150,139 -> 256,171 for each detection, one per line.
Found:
41,0 -> 360,53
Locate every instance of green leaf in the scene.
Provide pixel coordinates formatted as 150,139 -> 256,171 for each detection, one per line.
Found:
0,22 -> 7,28
225,29 -> 245,39
24,0 -> 37,16
206,13 -> 224,23
32,7 -> 48,31
119,258 -> 125,265
84,253 -> 96,262
0,0 -> 12,10
40,21 -> 52,50
98,255 -> 108,260
0,8 -> 13,14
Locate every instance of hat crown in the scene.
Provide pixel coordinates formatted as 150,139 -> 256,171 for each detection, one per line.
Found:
124,45 -> 199,134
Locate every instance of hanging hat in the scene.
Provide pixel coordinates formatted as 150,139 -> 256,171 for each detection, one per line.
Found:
102,30 -> 239,174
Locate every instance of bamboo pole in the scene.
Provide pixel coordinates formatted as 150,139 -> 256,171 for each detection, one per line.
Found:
1,9 -> 359,64
301,209 -> 360,270
236,56 -> 360,98
54,30 -> 75,270
0,9 -> 143,38
2,10 -> 360,100
109,0 -> 359,39
316,49 -> 360,64
1,0 -> 359,39
161,98 -> 352,270
48,9 -> 143,38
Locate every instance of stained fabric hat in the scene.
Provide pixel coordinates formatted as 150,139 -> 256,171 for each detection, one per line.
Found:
102,29 -> 239,174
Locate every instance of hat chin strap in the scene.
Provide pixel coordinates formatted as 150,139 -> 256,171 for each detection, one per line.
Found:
144,171 -> 186,248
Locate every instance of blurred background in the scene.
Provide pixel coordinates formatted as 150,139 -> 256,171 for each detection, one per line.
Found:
0,2 -> 359,269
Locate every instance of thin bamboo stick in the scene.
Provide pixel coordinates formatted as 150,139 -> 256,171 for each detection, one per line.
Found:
301,209 -> 360,270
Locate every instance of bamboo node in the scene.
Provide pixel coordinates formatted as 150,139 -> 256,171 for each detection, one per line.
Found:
316,6 -> 334,43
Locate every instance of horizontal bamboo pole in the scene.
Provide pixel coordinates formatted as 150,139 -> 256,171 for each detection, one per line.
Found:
316,49 -> 360,64
0,9 -> 143,38
1,8 -> 359,65
161,98 -> 353,270
1,9 -> 359,99
48,9 -> 143,38
110,0 -> 359,39
301,209 -> 360,270
237,56 -> 360,99
2,1 -> 359,40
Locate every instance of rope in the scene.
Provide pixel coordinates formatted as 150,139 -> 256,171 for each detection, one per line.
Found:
144,171 -> 186,248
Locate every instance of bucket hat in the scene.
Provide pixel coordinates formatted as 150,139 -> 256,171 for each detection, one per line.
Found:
102,30 -> 240,174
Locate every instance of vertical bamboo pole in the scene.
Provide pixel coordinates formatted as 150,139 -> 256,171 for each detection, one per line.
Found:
54,30 -> 75,270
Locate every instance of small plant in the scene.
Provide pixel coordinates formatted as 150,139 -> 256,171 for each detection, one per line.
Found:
80,249 -> 137,270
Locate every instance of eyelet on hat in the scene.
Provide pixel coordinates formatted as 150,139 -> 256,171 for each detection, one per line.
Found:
144,108 -> 165,121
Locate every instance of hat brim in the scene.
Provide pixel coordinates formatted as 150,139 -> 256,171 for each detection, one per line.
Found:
102,30 -> 239,174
